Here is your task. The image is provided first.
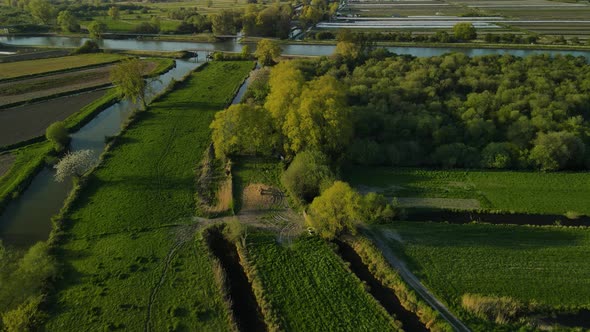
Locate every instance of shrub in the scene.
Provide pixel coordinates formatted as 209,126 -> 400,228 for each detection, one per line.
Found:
307,181 -> 360,239
359,192 -> 396,223
2,295 -> 45,332
54,150 -> 95,182
72,40 -> 100,54
461,293 -> 525,324
45,121 -> 69,151
281,150 -> 334,203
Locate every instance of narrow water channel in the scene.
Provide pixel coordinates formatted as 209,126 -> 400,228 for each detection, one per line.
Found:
0,56 -> 205,248
205,229 -> 267,332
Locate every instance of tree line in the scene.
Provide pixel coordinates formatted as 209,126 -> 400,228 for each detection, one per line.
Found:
213,39 -> 590,173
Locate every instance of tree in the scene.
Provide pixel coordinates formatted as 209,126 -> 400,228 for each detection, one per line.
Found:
481,142 -> 519,169
108,6 -> 120,20
110,58 -> 147,109
211,10 -> 235,35
264,61 -> 304,124
453,22 -> 477,41
281,150 -> 334,203
27,0 -> 55,24
210,103 -> 278,158
529,131 -> 586,171
57,10 -> 79,32
87,21 -> 107,39
240,45 -> 251,59
45,121 -> 68,151
283,75 -> 352,156
307,181 -> 361,239
254,39 -> 281,66
359,192 -> 396,224
54,150 -> 95,182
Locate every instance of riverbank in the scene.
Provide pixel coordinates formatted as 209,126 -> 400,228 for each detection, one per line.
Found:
44,61 -> 253,331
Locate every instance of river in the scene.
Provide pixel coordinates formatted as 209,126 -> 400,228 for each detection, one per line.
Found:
1,35 -> 590,59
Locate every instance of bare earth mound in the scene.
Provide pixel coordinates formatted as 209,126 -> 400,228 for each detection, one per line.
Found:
241,183 -> 288,213
0,153 -> 15,177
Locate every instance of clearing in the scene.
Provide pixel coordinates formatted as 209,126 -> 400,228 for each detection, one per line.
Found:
45,61 -> 253,330
345,167 -> 590,215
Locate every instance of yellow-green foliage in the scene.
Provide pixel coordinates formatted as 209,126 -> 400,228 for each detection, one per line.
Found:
461,293 -> 525,324
307,181 -> 360,239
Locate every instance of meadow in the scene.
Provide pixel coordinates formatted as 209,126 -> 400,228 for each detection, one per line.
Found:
374,221 -> 590,328
0,53 -> 125,79
344,167 -> 590,215
242,231 -> 401,331
45,61 -> 253,330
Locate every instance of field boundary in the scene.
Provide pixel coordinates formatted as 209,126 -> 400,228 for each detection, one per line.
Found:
363,227 -> 472,332
0,59 -> 124,84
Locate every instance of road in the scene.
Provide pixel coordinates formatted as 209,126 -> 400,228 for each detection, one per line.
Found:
364,228 -> 471,332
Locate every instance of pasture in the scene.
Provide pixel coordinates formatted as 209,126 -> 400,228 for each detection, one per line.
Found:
0,53 -> 125,79
46,61 -> 253,330
243,231 -> 401,331
345,167 -> 590,215
373,222 -> 590,328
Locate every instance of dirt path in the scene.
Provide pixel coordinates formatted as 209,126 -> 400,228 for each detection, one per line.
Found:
364,228 -> 471,332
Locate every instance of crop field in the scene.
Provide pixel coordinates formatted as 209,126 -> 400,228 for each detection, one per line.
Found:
46,61 -> 253,330
0,90 -> 108,147
373,222 -> 590,324
336,0 -> 590,39
345,167 -> 590,215
0,53 -> 125,79
0,58 -> 168,107
244,231 -> 400,331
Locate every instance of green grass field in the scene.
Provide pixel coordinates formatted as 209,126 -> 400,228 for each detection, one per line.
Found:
345,167 -> 590,215
374,222 -> 590,326
45,61 -> 253,330
0,54 -> 125,79
82,14 -> 182,33
245,232 -> 401,331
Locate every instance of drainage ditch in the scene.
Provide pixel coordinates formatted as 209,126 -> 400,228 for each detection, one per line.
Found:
206,229 -> 267,332
334,239 -> 429,332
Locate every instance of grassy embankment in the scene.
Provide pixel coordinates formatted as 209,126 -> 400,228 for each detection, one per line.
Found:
238,231 -> 402,331
372,221 -> 590,330
0,58 -> 173,214
45,61 -> 253,330
0,53 -> 125,80
345,167 -> 590,215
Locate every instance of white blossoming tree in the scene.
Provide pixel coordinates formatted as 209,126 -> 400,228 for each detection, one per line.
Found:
54,150 -> 95,182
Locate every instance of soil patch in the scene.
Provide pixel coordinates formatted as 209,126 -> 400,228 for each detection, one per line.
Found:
205,229 -> 267,332
0,89 -> 107,147
0,153 -> 15,177
240,184 -> 287,213
334,239 -> 429,332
